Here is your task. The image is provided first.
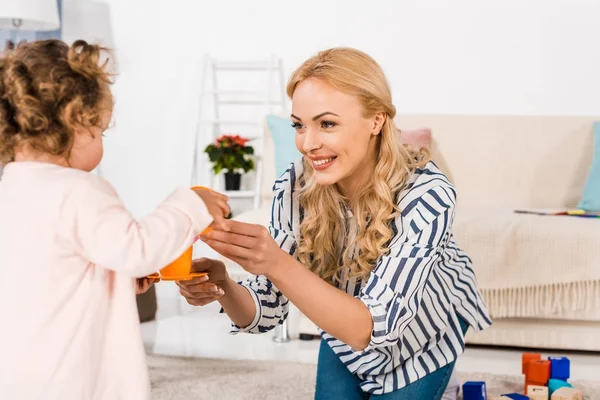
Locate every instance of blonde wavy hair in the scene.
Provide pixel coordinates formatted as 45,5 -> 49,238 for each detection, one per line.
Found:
288,48 -> 430,284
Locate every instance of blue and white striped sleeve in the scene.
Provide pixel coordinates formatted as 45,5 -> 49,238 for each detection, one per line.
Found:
231,166 -> 297,335
358,183 -> 456,352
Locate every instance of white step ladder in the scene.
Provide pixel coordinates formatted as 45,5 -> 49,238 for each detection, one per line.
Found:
192,54 -> 287,210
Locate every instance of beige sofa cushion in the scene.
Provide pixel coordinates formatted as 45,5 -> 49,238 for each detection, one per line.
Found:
396,115 -> 597,210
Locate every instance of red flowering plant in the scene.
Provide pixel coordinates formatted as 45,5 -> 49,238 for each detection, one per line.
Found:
204,134 -> 255,175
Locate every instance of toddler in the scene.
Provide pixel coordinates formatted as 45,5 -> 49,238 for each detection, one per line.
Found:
0,40 -> 228,399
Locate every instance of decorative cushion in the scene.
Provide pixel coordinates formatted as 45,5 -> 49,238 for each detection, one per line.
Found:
578,122 -> 600,211
266,114 -> 302,178
399,128 -> 432,148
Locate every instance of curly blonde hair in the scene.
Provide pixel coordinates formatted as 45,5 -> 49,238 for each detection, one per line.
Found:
0,39 -> 113,164
288,48 -> 430,284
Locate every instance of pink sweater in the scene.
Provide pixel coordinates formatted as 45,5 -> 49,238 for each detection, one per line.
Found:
0,162 -> 212,399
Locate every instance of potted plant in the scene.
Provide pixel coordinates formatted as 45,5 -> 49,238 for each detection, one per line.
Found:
204,134 -> 255,191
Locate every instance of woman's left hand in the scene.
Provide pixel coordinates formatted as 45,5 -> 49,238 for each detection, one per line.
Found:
200,220 -> 286,277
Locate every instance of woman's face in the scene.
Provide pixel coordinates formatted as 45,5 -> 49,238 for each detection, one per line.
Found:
291,77 -> 385,198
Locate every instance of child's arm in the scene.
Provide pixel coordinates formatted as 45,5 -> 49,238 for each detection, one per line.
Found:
58,175 -> 225,277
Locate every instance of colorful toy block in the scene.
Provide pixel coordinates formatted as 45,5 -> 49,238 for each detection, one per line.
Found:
527,384 -> 549,400
463,381 -> 487,400
522,353 -> 542,374
501,394 -> 529,400
548,378 -> 572,394
551,387 -> 582,400
549,357 -> 570,380
517,353 -> 580,400
525,373 -> 547,393
525,378 -> 545,393
527,359 -> 551,385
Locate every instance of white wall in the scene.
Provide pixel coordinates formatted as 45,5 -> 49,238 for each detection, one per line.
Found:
65,0 -> 600,302
156,0 -> 600,194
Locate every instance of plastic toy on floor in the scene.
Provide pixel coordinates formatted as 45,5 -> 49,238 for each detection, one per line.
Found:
551,387 -> 583,400
521,352 -> 581,399
462,381 -> 487,400
522,353 -> 541,374
465,353 -> 581,400
548,378 -> 573,393
526,385 -> 549,400
549,357 -> 570,380
527,359 -> 550,389
499,394 -> 528,400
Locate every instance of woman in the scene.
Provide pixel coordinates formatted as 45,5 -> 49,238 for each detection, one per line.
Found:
178,48 -> 491,399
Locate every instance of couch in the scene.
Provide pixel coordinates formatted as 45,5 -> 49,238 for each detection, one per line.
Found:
225,114 -> 600,351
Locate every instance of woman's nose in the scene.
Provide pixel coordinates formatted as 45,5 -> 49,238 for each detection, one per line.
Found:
302,128 -> 322,153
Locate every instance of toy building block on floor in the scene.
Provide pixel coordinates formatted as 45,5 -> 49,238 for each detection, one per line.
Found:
548,379 -> 573,393
526,359 -> 550,390
463,381 -> 487,400
522,353 -> 541,375
551,387 -> 583,400
500,394 -> 529,400
521,353 -> 573,396
526,385 -> 549,400
549,357 -> 570,380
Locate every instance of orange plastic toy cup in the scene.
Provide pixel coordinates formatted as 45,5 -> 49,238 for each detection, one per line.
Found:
159,246 -> 194,279
153,186 -> 224,281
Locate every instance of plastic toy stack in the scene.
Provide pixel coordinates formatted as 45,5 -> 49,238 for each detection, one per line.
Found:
461,353 -> 583,400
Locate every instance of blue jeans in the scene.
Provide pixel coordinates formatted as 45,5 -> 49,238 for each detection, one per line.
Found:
315,318 -> 469,400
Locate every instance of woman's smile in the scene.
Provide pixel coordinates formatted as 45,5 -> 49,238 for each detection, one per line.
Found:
309,155 -> 338,170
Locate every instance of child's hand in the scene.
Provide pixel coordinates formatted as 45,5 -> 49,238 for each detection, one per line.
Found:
136,277 -> 160,295
193,188 -> 230,231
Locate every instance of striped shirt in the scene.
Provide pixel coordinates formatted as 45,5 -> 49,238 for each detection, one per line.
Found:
231,160 -> 492,395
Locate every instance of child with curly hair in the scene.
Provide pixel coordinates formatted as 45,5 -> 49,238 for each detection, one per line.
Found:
0,40 -> 229,399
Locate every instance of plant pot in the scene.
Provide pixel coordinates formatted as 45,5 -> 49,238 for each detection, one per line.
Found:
224,172 -> 241,191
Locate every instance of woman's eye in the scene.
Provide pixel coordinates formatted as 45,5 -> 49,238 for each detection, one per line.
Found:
321,121 -> 336,129
291,122 -> 304,130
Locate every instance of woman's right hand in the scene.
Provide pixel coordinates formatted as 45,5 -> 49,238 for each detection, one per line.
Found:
176,258 -> 230,306
193,187 -> 230,231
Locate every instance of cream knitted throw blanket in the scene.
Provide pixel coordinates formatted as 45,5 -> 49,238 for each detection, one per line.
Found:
453,208 -> 600,318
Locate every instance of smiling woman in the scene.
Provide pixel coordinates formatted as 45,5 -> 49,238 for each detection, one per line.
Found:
177,47 -> 492,400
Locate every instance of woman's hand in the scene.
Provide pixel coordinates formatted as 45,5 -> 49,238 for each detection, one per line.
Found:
200,220 -> 286,277
201,220 -> 373,350
136,277 -> 160,295
176,258 -> 229,306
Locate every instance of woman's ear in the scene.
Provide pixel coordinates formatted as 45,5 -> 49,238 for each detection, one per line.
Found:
371,112 -> 386,136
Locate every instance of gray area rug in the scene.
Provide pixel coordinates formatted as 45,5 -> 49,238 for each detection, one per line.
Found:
148,354 -> 600,399
148,354 -> 315,400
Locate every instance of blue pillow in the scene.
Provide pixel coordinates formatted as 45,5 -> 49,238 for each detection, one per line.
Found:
578,122 -> 600,211
266,114 -> 303,178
